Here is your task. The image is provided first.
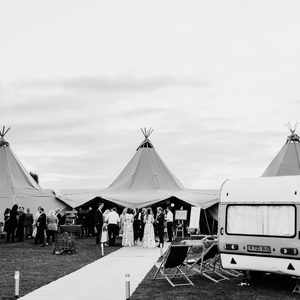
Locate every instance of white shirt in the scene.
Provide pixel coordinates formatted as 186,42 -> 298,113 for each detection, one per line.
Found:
166,211 -> 173,222
107,211 -> 120,224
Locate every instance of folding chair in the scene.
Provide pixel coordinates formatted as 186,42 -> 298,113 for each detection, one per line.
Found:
153,244 -> 194,287
186,243 -> 229,283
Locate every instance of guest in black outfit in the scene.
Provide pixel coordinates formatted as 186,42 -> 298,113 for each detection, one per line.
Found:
94,203 -> 104,245
35,207 -> 47,246
156,207 -> 165,247
16,206 -> 25,242
24,208 -> 34,238
139,208 -> 146,242
6,204 -> 18,243
3,208 -> 10,233
133,208 -> 141,245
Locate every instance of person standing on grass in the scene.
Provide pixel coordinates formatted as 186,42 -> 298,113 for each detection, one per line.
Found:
6,204 -> 18,243
16,206 -> 25,242
101,209 -> 110,245
142,208 -> 156,248
47,210 -> 58,245
3,208 -> 10,234
156,207 -> 165,248
139,208 -> 147,243
107,208 -> 120,246
24,208 -> 33,238
122,208 -> 134,247
166,206 -> 174,242
35,207 -> 47,246
133,208 -> 141,245
94,202 -> 104,245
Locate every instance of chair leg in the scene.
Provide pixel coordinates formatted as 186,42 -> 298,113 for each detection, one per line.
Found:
153,264 -> 163,280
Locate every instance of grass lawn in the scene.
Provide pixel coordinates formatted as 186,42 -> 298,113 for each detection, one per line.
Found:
131,266 -> 299,300
0,237 -> 120,299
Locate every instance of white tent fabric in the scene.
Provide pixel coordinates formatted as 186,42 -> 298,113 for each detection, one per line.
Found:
262,130 -> 300,176
60,132 -> 218,209
60,188 -> 218,209
0,135 -> 66,220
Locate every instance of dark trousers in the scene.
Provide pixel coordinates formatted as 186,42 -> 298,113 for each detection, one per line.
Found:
25,225 -> 33,238
16,226 -> 25,242
133,221 -> 142,242
167,222 -> 173,242
95,225 -> 103,244
6,226 -> 16,242
139,224 -> 145,241
47,230 -> 57,244
108,224 -> 118,246
35,227 -> 45,245
158,227 -> 164,246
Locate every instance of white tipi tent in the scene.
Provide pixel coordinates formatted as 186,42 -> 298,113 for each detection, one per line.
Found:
61,129 -> 218,209
0,127 -> 66,220
262,127 -> 300,177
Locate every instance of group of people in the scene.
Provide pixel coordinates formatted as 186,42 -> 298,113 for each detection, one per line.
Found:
92,203 -> 174,249
2,204 -> 64,246
1,202 -> 176,250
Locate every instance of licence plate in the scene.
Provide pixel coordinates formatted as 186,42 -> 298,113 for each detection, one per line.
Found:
247,245 -> 271,253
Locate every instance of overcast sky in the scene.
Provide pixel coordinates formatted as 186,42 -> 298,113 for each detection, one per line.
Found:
1,1 -> 300,191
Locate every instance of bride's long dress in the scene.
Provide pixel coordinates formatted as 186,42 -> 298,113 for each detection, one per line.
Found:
122,213 -> 134,247
142,215 -> 156,248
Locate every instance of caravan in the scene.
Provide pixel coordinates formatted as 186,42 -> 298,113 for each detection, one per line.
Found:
219,175 -> 300,277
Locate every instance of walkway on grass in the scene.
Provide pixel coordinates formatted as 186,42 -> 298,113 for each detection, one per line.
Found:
21,245 -> 167,300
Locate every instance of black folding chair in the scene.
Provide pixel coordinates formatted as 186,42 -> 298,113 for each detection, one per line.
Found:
186,243 -> 228,283
153,244 -> 194,287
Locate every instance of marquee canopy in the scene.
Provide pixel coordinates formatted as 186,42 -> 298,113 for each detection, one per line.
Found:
60,128 -> 218,209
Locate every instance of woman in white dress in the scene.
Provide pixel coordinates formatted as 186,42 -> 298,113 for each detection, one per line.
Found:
101,209 -> 110,245
122,208 -> 134,247
142,208 -> 156,248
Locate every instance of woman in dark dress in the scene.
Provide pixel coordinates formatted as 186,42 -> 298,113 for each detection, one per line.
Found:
6,204 -> 18,243
35,207 -> 47,246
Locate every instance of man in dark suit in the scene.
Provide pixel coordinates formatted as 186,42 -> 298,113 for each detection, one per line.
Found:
156,207 -> 165,247
94,203 -> 104,245
35,206 -> 47,246
16,206 -> 25,242
139,208 -> 146,242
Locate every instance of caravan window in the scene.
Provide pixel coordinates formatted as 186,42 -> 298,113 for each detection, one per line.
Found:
226,205 -> 296,237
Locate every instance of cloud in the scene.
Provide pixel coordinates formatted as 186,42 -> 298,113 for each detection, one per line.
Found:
12,76 -> 208,93
0,73 -> 297,191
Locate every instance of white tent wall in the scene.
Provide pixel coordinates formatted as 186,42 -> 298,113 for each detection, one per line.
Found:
0,193 -> 65,222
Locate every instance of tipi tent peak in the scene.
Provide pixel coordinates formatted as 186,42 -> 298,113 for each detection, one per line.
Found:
285,126 -> 300,144
262,125 -> 300,177
137,127 -> 154,150
0,126 -> 10,147
0,126 -> 66,220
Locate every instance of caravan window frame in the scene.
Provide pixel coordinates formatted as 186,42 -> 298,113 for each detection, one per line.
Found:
225,204 -> 297,238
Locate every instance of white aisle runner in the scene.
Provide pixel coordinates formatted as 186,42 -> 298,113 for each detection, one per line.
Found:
21,246 -> 166,300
